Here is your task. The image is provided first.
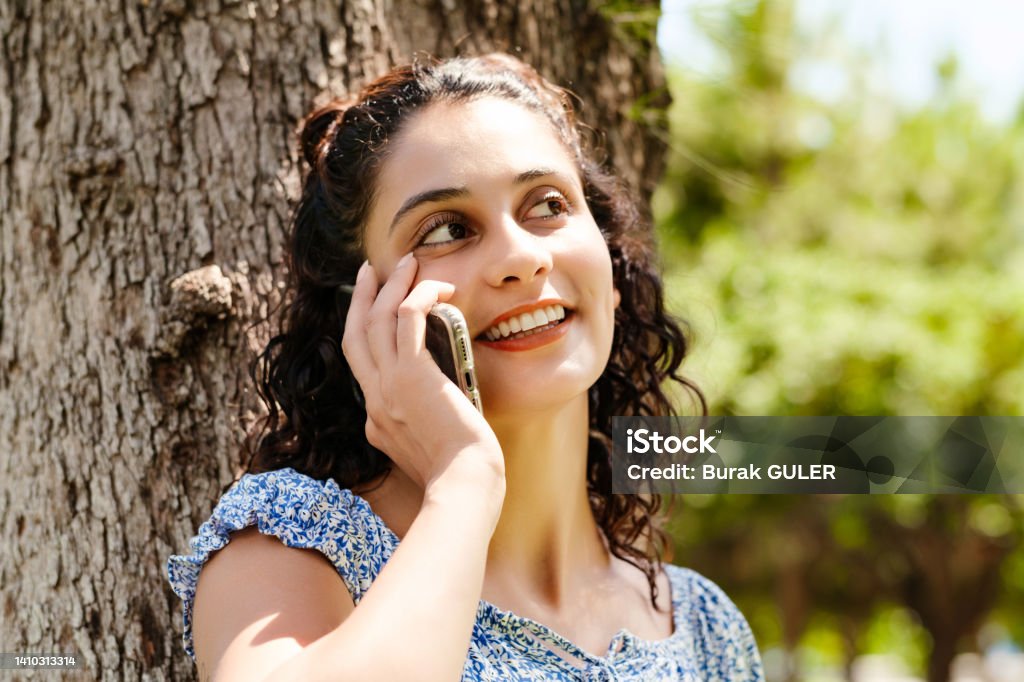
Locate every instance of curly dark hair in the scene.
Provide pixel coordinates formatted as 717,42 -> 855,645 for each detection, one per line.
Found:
245,53 -> 706,608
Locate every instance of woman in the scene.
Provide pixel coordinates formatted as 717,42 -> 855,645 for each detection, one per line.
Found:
168,53 -> 764,681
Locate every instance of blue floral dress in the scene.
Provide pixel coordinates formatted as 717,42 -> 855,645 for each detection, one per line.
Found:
167,467 -> 764,681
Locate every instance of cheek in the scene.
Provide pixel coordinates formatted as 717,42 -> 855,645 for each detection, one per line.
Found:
567,230 -> 615,302
411,260 -> 473,313
557,231 -> 617,346
583,240 -> 617,337
411,261 -> 462,290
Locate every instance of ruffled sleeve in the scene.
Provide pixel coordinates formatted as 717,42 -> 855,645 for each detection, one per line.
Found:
166,467 -> 396,661
668,565 -> 765,681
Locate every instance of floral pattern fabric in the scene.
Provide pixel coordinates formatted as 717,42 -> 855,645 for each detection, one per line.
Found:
167,467 -> 764,680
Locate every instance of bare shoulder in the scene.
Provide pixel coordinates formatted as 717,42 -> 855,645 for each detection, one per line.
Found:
193,527 -> 356,681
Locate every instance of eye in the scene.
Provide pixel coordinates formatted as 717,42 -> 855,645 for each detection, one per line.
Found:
524,191 -> 570,220
416,213 -> 472,248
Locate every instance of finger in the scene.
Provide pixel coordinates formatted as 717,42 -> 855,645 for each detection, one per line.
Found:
341,261 -> 380,387
396,279 -> 457,362
366,253 -> 418,370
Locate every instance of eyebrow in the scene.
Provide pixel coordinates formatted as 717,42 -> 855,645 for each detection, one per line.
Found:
388,167 -> 572,234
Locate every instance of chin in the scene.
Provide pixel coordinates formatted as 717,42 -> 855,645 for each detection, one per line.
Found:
476,363 -> 603,418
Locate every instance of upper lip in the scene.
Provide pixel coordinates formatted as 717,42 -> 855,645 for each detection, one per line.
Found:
478,298 -> 572,337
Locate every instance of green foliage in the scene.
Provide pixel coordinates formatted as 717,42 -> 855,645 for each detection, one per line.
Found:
860,607 -> 930,673
655,0 -> 1024,677
667,240 -> 1024,416
596,0 -> 663,47
656,0 -> 1024,427
658,0 -> 1024,419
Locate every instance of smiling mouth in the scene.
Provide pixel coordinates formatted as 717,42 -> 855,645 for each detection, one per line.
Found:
479,304 -> 570,342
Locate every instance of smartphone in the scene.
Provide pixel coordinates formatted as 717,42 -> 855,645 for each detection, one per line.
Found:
336,286 -> 482,414
425,303 -> 484,414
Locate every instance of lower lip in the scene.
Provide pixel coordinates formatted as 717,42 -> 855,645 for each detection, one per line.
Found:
475,314 -> 573,352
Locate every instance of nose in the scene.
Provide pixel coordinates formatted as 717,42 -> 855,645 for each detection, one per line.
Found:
482,214 -> 553,287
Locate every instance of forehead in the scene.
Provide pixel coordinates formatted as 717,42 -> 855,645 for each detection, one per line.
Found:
371,97 -> 579,217
390,97 -> 574,180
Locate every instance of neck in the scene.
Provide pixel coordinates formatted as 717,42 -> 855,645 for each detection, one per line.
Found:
483,394 -> 610,608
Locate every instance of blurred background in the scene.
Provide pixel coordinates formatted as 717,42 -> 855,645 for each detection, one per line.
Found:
649,1 -> 1024,680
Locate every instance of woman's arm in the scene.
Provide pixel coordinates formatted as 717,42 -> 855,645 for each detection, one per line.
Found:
193,458 -> 503,682
194,256 -> 506,681
191,527 -> 354,681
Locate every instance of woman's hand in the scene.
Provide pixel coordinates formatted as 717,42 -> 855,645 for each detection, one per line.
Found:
199,254 -> 505,682
341,253 -> 505,495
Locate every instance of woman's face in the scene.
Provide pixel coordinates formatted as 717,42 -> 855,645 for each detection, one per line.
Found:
362,97 -> 618,416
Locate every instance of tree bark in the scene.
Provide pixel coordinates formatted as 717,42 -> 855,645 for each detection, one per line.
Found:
0,0 -> 668,679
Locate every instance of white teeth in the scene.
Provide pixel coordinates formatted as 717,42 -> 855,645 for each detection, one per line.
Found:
484,305 -> 568,341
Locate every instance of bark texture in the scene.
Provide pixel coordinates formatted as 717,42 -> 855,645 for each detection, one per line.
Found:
0,0 -> 667,679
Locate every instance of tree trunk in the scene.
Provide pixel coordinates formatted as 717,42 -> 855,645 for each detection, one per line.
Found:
881,497 -> 1019,682
0,1 -> 668,679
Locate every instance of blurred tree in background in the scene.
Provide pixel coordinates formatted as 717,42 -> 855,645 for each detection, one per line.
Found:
652,1 -> 1024,680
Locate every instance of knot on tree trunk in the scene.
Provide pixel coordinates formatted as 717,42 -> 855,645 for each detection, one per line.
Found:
151,265 -> 233,358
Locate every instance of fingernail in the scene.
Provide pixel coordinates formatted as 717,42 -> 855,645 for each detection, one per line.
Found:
356,260 -> 369,280
398,252 -> 414,268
